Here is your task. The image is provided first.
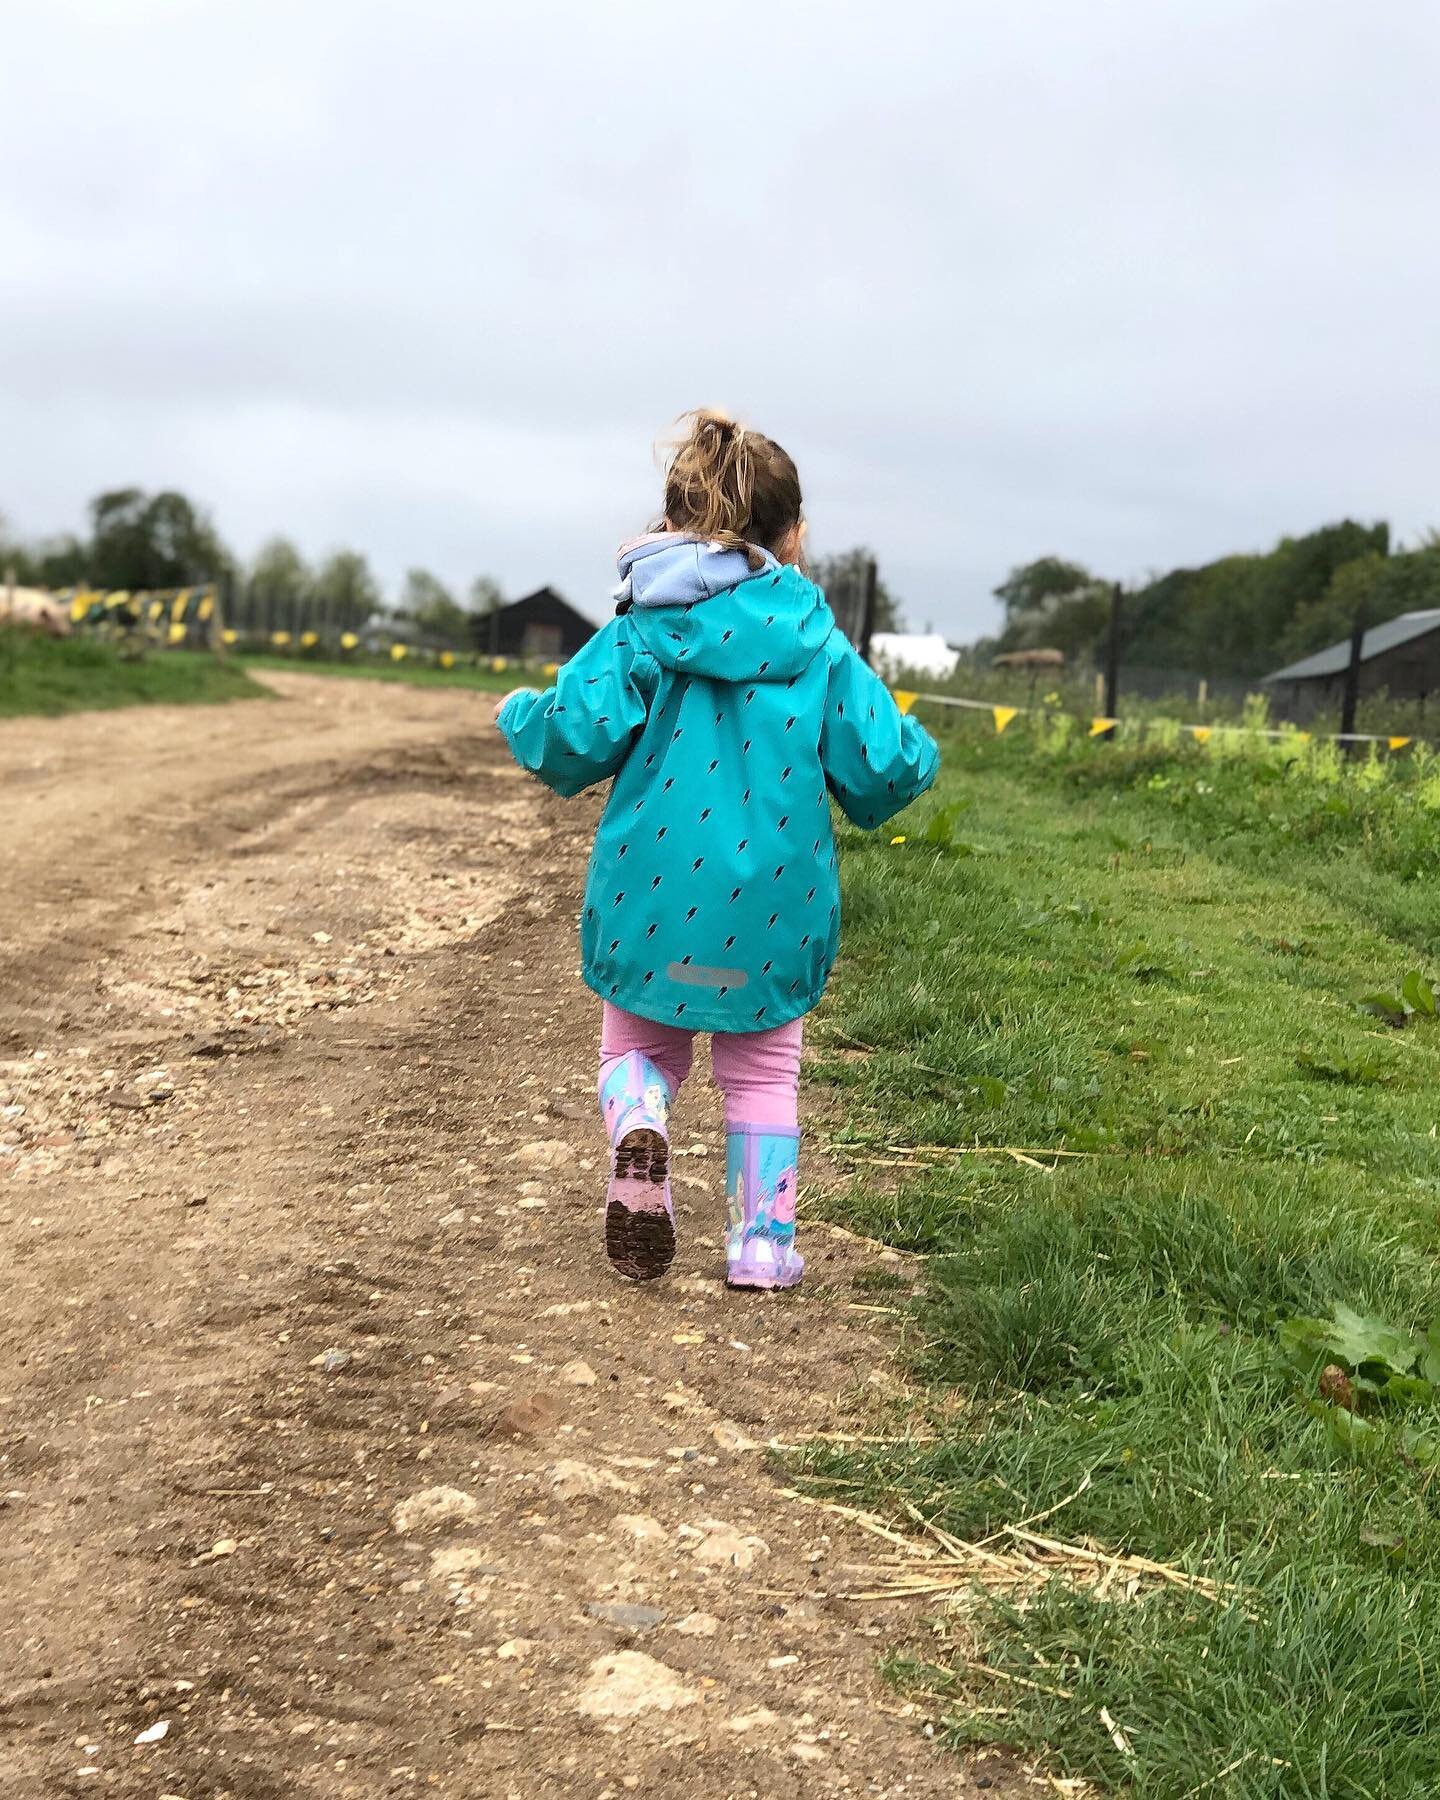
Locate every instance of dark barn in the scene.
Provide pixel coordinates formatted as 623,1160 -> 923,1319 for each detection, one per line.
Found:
1263,609 -> 1440,722
474,587 -> 596,661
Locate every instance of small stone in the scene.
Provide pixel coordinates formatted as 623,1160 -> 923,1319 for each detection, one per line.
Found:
547,1458 -> 637,1501
726,1707 -> 782,1733
496,1637 -> 536,1661
585,1601 -> 666,1633
516,1139 -> 578,1172
105,1087 -> 152,1111
133,1720 -> 170,1745
711,1420 -> 762,1453
492,1393 -> 564,1439
430,1545 -> 502,1583
693,1522 -> 770,1571
790,1741 -> 828,1764
561,1359 -> 597,1387
391,1486 -> 481,1535
672,1611 -> 720,1637
613,1514 -> 668,1549
575,1651 -> 700,1721
183,1194 -> 207,1209
313,1348 -> 352,1374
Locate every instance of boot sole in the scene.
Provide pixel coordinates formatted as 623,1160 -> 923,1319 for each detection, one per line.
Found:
605,1128 -> 674,1282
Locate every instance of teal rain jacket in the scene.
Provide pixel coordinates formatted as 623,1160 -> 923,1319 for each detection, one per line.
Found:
499,546 -> 939,1032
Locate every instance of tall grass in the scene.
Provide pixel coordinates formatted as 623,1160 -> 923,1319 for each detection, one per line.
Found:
806,733 -> 1440,1795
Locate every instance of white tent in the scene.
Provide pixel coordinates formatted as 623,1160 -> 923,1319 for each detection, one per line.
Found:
868,632 -> 958,681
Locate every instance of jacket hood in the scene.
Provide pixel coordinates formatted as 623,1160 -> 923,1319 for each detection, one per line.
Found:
615,535 -> 834,682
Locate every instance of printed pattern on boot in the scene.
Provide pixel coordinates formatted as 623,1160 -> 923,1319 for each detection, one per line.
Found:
600,1052 -> 675,1282
725,1124 -> 803,1290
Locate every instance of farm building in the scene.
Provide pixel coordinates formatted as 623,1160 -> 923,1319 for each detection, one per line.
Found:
473,588 -> 596,661
1263,610 -> 1440,721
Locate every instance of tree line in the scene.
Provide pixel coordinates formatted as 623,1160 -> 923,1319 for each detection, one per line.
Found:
1,488 -> 901,649
988,520 -> 1440,678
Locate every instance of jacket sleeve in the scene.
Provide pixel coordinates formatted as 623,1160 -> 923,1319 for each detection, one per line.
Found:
819,638 -> 940,829
498,620 -> 656,798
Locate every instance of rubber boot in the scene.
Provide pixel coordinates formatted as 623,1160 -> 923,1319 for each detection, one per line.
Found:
724,1124 -> 803,1290
599,1051 -> 675,1281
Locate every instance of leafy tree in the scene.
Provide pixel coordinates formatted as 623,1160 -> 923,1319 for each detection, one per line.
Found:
312,550 -> 380,633
993,557 -> 1094,622
810,548 -> 901,632
88,488 -> 229,590
248,537 -> 311,634
398,567 -> 469,645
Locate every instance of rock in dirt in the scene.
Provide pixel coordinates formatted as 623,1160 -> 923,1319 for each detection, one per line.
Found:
492,1392 -> 565,1439
390,1485 -> 481,1535
692,1522 -> 770,1571
575,1651 -> 700,1721
547,1458 -> 637,1501
313,1348 -> 352,1373
516,1139 -> 578,1172
613,1513 -> 668,1549
585,1601 -> 666,1633
726,1707 -> 782,1733
561,1358 -> 597,1386
673,1611 -> 720,1637
711,1420 -> 763,1453
496,1637 -> 537,1661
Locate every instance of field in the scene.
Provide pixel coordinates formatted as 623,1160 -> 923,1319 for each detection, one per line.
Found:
0,630 -> 265,717
807,718 -> 1440,1795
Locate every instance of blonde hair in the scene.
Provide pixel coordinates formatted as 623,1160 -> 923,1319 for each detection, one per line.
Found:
661,409 -> 803,555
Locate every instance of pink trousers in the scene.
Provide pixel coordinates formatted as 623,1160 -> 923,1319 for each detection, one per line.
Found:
598,1002 -> 804,1129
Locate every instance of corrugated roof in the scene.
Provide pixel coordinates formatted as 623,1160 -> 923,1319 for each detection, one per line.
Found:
1263,609 -> 1440,683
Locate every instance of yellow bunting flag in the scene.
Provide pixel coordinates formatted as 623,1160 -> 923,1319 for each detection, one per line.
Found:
542,660 -> 560,677
170,588 -> 191,621
300,630 -> 319,648
491,655 -> 508,673
439,650 -> 455,669
167,622 -> 187,644
1190,726 -> 1213,745
147,598 -> 164,622
390,643 -> 408,661
196,593 -> 215,622
992,705 -> 1019,734
892,688 -> 918,716
271,630 -> 291,647
339,631 -> 358,651
69,593 -> 90,623
1389,736 -> 1413,751
222,628 -> 238,645
1089,717 -> 1118,737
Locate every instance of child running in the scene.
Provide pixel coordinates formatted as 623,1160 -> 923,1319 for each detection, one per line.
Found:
495,410 -> 939,1289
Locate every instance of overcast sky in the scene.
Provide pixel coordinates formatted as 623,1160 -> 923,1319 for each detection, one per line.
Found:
4,1 -> 1437,638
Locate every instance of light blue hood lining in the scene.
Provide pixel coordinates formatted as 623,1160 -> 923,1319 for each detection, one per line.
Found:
613,533 -> 779,611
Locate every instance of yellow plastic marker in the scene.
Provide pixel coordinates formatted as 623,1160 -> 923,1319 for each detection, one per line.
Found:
271,630 -> 291,647
168,622 -> 187,644
339,631 -> 359,651
542,660 -> 560,677
491,655 -> 508,673
300,630 -> 319,648
892,688 -> 918,716
439,650 -> 456,669
992,705 -> 1019,734
171,588 -> 191,620
222,628 -> 239,645
1190,726 -> 1213,745
69,594 -> 89,622
196,593 -> 215,622
1389,736 -> 1413,751
390,643 -> 408,661
1089,717 -> 1118,737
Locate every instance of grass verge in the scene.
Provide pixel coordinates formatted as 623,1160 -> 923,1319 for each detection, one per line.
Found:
0,631 -> 265,719
807,725 -> 1440,1796
238,653 -> 516,693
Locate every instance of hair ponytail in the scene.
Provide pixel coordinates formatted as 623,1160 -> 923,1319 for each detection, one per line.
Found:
662,409 -> 802,556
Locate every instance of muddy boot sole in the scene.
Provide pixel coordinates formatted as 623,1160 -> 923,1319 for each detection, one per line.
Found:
604,1127 -> 675,1282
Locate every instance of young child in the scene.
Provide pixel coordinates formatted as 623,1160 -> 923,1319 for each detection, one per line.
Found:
495,411 -> 939,1289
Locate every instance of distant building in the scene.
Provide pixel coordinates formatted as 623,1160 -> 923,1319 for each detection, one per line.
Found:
474,588 -> 597,660
1263,610 -> 1440,721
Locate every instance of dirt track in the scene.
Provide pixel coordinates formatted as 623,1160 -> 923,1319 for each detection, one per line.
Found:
0,673 -> 1023,1798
